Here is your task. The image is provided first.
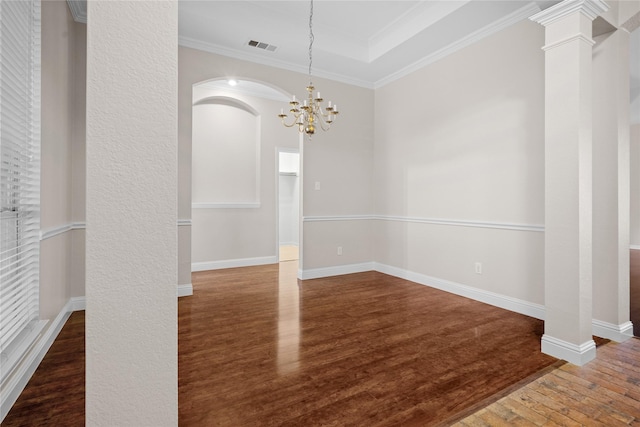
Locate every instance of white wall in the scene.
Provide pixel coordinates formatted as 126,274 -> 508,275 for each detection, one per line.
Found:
40,0 -> 84,320
373,19 -> 545,304
179,47 -> 374,274
279,151 -> 300,246
190,83 -> 295,267
192,101 -> 259,204
279,175 -> 299,246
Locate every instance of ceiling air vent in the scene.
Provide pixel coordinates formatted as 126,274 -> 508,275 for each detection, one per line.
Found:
247,39 -> 277,52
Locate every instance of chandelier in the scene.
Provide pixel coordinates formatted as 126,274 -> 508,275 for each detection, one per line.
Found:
278,0 -> 338,135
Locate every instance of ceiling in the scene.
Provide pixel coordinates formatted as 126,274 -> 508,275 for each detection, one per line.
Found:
177,0 -> 559,88
69,0 -> 562,88
68,0 -> 639,97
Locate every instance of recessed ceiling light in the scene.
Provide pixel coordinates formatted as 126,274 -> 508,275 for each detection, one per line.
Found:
227,79 -> 238,87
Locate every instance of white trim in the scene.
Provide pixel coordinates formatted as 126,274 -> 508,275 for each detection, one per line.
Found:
303,215 -> 375,222
529,0 -> 609,26
541,334 -> 596,366
69,296 -> 85,311
177,219 -> 192,226
1,300 -> 73,422
298,262 -> 375,280
375,215 -> 544,232
66,0 -> 87,24
630,245 -> 640,250
192,256 -> 277,272
303,214 -> 544,233
542,34 -> 595,51
40,223 -> 72,240
39,222 -> 86,241
374,3 -> 541,88
177,284 -> 193,297
592,320 -> 634,342
192,202 -> 260,209
374,262 -> 546,320
279,242 -> 299,247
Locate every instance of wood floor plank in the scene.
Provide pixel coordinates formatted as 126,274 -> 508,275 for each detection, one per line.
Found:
497,396 -> 554,426
457,338 -> 640,426
551,369 -> 640,420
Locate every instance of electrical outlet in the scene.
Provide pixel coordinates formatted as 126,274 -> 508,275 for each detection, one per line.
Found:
337,246 -> 343,256
315,181 -> 321,190
475,262 -> 482,274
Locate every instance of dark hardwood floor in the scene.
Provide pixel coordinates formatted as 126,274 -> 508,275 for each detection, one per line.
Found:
4,261 -> 560,426
2,310 -> 86,426
632,249 -> 640,337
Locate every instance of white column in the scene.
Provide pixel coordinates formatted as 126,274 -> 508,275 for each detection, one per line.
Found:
530,0 -> 608,365
86,1 -> 178,425
592,25 -> 633,342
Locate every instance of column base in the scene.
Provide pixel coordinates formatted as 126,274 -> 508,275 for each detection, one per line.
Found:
592,320 -> 634,342
541,334 -> 596,366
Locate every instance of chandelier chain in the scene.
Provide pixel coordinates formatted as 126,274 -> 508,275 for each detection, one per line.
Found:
278,0 -> 338,136
308,0 -> 314,81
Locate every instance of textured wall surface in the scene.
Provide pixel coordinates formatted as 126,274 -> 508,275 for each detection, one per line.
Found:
85,1 -> 178,425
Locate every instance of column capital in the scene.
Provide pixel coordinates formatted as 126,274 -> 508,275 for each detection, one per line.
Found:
530,0 -> 609,26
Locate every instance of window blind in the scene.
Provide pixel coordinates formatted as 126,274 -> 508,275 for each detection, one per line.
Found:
0,0 -> 42,383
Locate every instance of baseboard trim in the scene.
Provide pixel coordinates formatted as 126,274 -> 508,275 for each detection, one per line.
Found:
373,262 -> 546,320
192,256 -> 277,272
631,245 -> 640,250
541,334 -> 596,366
592,320 -> 634,342
299,262 -> 375,280
70,296 -> 86,311
1,299 -> 74,422
177,283 -> 193,297
296,261 -> 637,351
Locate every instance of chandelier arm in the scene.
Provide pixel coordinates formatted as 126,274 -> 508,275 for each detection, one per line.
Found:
280,117 -> 301,128
318,119 -> 331,132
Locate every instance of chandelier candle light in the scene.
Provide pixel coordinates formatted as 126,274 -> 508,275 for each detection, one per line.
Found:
278,0 -> 338,136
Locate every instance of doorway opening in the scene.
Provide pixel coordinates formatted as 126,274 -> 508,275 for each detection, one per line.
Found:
277,149 -> 300,262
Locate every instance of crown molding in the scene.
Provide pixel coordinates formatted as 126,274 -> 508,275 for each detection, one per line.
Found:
66,0 -> 87,24
374,2 -> 541,88
68,0 -> 561,91
529,0 -> 609,26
